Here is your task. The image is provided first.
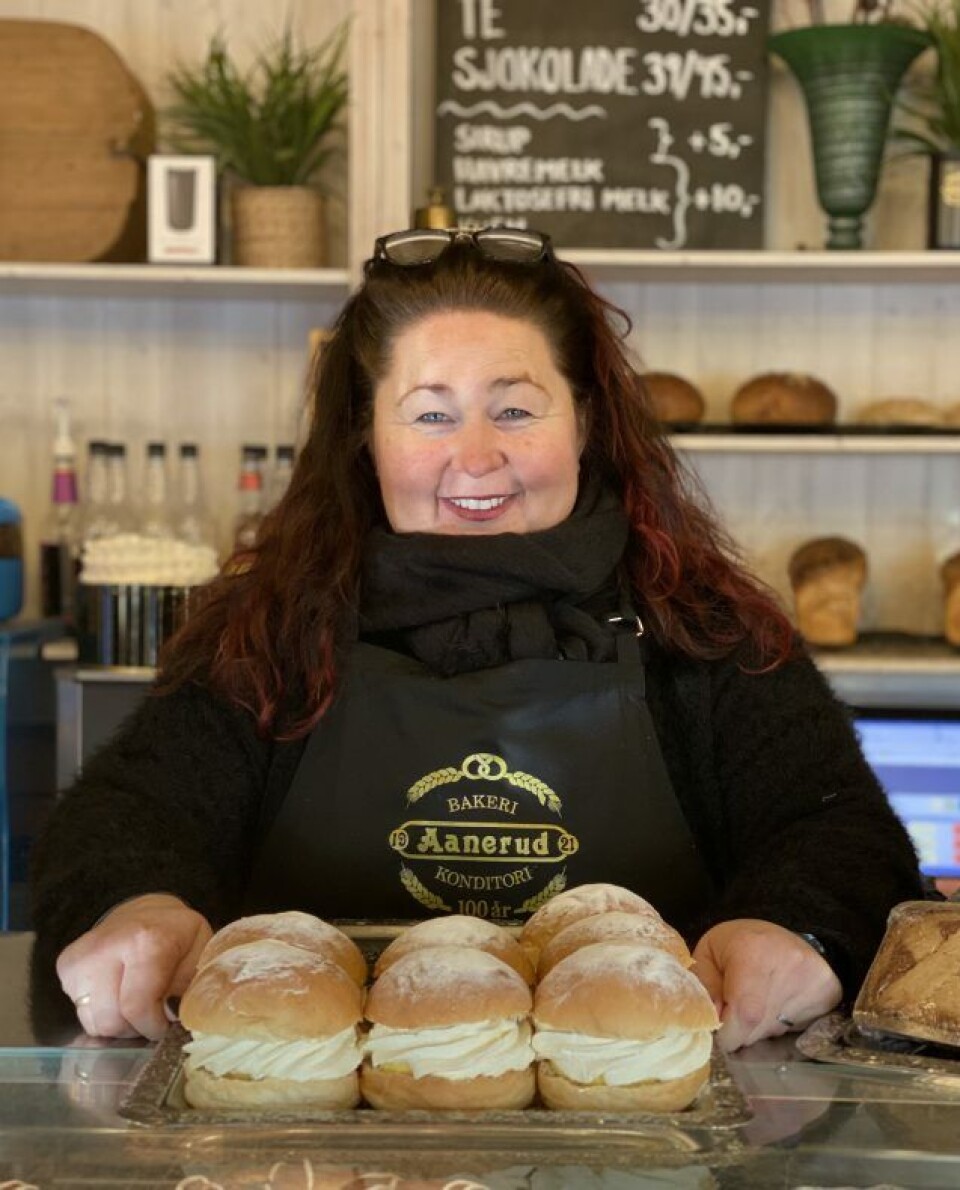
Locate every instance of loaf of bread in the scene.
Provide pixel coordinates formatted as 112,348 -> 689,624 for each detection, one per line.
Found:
373,914 -> 534,985
642,372 -> 706,425
519,883 -> 660,969
942,551 -> 960,647
788,536 -> 868,647
858,398 -> 945,427
945,403 -> 960,426
180,940 -> 364,1109
731,372 -> 838,426
532,942 -> 718,1111
853,901 -> 960,1047
362,946 -> 535,1110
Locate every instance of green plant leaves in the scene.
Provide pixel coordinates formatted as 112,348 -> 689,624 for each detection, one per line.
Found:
163,22 -> 349,187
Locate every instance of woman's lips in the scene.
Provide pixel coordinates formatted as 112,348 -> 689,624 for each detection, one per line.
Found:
440,494 -> 517,522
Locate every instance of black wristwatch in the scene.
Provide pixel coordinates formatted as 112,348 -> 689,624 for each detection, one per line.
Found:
795,931 -> 828,959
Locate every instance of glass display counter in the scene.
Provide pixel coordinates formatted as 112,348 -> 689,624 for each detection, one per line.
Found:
3,933 -> 960,1189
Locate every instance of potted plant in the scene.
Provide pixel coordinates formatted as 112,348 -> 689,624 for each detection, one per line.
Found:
769,2 -> 930,249
164,23 -> 348,268
894,1 -> 960,247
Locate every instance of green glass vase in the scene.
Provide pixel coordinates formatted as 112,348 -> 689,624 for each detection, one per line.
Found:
769,24 -> 930,249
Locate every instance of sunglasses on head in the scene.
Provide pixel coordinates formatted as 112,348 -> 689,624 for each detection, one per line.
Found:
373,227 -> 554,268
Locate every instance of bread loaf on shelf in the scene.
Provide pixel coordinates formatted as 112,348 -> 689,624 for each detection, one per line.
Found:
787,536 -> 868,648
853,901 -> 960,1047
942,551 -> 960,647
857,398 -> 945,426
641,371 -> 706,425
730,372 -> 838,426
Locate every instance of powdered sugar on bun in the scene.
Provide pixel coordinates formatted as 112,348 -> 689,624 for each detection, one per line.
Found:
374,915 -> 534,984
538,911 -> 692,977
180,939 -> 363,1040
365,945 -> 532,1030
534,942 -> 718,1039
198,911 -> 367,986
520,884 -> 661,963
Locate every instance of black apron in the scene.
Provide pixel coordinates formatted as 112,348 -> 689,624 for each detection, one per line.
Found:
246,629 -> 714,933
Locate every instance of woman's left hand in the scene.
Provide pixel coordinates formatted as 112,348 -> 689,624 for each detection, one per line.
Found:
691,918 -> 842,1052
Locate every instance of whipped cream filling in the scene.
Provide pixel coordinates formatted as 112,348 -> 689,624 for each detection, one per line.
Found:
184,1027 -> 362,1082
364,1018 -> 534,1080
531,1027 -> 713,1086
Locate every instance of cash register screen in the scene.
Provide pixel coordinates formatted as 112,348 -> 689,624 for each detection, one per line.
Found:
854,715 -> 960,879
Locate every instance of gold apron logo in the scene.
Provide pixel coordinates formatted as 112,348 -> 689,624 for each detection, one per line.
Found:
390,752 -> 579,920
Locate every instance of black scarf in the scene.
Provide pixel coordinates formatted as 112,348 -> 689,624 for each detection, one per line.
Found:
359,482 -> 630,675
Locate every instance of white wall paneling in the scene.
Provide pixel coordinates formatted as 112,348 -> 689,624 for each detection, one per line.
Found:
0,0 -> 957,644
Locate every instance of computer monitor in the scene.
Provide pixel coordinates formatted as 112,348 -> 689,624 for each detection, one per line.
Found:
854,713 -> 960,880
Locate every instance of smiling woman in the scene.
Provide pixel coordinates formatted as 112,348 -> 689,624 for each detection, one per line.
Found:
370,310 -> 583,534
32,229 -> 923,1054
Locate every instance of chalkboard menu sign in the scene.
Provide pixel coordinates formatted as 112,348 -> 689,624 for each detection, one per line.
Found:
434,0 -> 770,249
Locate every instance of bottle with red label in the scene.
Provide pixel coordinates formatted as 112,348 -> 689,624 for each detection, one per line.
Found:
233,444 -> 267,552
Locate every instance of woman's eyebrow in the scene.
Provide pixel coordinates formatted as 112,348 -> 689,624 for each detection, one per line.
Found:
397,382 -> 452,405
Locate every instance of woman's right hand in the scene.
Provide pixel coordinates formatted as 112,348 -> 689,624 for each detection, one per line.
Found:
55,893 -> 213,1040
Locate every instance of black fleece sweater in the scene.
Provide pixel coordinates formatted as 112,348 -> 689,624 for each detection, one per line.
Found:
30,641 -> 923,1004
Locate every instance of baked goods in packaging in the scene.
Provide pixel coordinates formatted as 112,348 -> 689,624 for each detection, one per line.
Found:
362,945 -> 535,1110
731,372 -> 838,426
373,914 -> 534,985
642,372 -> 706,425
179,939 -> 364,1108
519,882 -> 660,968
941,552 -> 960,647
533,942 -> 719,1111
788,536 -> 868,647
853,901 -> 960,1047
197,909 -> 367,986
537,909 -> 692,978
857,398 -> 945,427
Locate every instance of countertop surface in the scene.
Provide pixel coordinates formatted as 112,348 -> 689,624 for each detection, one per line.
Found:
4,931 -> 960,1188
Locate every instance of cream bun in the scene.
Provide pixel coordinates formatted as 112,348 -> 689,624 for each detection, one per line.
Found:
374,915 -> 534,985
538,910 -> 692,977
196,910 -> 367,987
180,939 -> 364,1109
362,945 -> 535,1110
519,883 -> 660,967
533,942 -> 719,1112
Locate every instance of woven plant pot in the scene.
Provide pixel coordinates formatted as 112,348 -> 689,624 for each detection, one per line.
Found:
231,185 -> 324,268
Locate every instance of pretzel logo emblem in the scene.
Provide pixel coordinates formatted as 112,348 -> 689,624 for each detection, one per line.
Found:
462,753 -> 507,781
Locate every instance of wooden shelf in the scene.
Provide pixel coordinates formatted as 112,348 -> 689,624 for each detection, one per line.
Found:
2,253 -> 958,296
813,637 -> 960,709
0,263 -> 351,300
671,432 -> 960,455
562,249 -> 960,283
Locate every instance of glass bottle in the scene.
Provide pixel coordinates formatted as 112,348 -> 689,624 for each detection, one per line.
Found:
175,442 -> 216,548
233,444 -> 266,551
39,398 -> 81,622
106,442 -> 133,533
267,444 -> 295,510
140,441 -> 173,539
82,439 -> 115,543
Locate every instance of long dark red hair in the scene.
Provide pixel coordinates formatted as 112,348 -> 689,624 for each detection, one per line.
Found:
158,240 -> 795,737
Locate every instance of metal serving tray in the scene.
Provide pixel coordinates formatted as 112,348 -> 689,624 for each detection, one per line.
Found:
796,1012 -> 960,1086
118,922 -> 752,1145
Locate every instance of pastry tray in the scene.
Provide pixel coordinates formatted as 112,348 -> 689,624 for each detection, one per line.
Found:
117,923 -> 751,1140
796,1012 -> 960,1085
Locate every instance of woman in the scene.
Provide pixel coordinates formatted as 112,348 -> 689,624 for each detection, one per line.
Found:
32,228 -> 922,1049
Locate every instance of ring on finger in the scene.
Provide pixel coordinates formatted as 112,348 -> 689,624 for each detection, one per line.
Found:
73,993 -> 93,1009
777,1013 -> 795,1028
